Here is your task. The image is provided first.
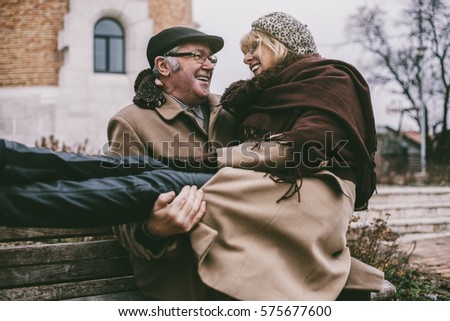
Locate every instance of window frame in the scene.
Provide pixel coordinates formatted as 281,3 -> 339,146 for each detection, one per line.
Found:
94,17 -> 125,74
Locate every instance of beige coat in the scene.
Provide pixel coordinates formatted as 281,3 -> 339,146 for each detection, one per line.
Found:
194,167 -> 381,300
108,93 -> 383,300
109,93 -> 239,300
107,94 -> 236,159
108,93 -> 235,258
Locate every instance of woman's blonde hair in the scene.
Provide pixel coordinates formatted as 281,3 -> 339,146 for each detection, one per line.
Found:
240,29 -> 296,65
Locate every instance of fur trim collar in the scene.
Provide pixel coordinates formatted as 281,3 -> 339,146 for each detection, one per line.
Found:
220,54 -> 304,117
133,69 -> 166,109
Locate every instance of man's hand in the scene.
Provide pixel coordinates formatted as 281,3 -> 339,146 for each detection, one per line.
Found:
144,185 -> 206,238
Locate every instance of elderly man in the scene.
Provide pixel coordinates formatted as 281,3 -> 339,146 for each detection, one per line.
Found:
107,26 -> 240,300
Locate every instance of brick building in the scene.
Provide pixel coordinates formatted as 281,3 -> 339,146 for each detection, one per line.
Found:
0,0 -> 193,151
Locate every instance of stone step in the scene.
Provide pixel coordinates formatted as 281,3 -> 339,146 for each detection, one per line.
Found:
387,217 -> 450,235
351,216 -> 450,236
364,201 -> 450,220
353,185 -> 450,238
399,231 -> 450,243
370,186 -> 450,204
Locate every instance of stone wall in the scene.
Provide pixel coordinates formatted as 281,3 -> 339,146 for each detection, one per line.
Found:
0,0 -> 69,87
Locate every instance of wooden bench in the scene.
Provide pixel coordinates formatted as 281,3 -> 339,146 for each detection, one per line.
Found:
0,226 -> 396,301
0,226 -> 144,300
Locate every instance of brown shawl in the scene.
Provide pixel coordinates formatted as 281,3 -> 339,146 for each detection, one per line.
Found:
221,54 -> 377,210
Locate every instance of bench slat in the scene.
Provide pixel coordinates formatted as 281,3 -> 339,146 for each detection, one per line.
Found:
69,290 -> 145,301
0,239 -> 127,267
0,226 -> 113,242
0,256 -> 133,288
0,276 -> 139,300
0,225 -> 146,301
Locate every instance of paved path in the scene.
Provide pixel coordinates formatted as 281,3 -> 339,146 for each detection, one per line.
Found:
401,236 -> 450,281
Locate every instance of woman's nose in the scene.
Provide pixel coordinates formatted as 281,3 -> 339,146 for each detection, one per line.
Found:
243,52 -> 253,65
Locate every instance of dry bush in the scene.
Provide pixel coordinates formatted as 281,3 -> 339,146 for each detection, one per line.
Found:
347,215 -> 450,300
35,135 -> 89,154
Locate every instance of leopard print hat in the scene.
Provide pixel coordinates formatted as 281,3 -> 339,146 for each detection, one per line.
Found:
251,12 -> 317,55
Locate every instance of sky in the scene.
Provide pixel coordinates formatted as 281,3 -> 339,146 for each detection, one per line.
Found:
192,0 -> 414,130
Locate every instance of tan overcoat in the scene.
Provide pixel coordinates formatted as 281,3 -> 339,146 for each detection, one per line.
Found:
194,167 -> 381,300
108,94 -> 236,159
108,92 -> 383,300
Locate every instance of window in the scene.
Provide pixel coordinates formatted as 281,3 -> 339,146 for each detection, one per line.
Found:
94,18 -> 125,73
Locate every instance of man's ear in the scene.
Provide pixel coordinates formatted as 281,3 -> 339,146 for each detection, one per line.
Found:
154,57 -> 170,77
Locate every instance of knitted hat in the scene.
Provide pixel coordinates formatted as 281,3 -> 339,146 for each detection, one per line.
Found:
146,27 -> 224,68
251,12 -> 317,55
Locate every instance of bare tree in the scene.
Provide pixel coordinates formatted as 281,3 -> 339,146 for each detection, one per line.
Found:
346,0 -> 449,151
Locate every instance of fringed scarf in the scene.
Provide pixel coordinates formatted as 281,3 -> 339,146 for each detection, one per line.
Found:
221,54 -> 377,210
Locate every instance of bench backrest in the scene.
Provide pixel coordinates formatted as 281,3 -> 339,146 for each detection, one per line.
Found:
0,226 -> 144,300
0,227 -> 396,301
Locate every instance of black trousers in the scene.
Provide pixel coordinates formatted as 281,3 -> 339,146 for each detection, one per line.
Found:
0,139 -> 213,228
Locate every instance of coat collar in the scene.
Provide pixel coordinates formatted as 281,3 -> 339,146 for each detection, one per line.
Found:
132,69 -> 222,137
155,93 -> 186,120
132,68 -> 220,116
132,69 -> 166,109
132,70 -> 186,121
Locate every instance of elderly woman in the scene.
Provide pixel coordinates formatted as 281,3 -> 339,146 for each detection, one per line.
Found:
0,12 -> 383,300
186,12 -> 381,300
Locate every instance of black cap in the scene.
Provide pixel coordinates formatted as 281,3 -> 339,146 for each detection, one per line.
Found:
146,26 -> 224,68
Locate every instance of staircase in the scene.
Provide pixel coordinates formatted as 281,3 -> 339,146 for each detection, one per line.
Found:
353,185 -> 450,242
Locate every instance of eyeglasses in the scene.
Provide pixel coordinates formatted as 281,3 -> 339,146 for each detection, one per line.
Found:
164,51 -> 218,65
248,41 -> 260,54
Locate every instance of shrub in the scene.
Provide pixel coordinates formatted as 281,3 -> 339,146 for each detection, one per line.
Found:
35,135 -> 89,154
347,215 -> 450,300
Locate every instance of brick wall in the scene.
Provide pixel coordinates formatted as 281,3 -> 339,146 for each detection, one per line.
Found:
149,0 -> 193,33
0,0 -> 69,87
0,0 -> 193,87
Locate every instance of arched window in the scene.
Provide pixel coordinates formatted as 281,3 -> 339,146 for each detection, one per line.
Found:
94,18 -> 125,73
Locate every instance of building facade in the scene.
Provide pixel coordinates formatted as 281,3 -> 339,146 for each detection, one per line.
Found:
0,0 -> 193,152
376,125 -> 421,177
